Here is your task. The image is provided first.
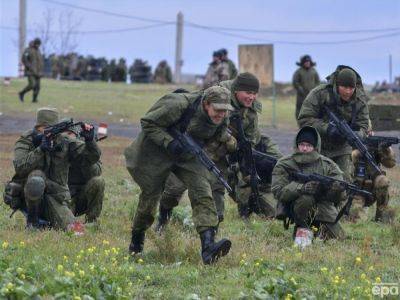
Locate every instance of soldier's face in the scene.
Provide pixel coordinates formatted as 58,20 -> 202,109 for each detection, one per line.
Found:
235,91 -> 257,107
303,61 -> 311,68
297,142 -> 314,153
203,102 -> 228,124
35,125 -> 45,133
337,86 -> 355,101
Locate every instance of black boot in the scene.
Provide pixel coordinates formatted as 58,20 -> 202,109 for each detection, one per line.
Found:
129,230 -> 145,254
238,203 -> 251,220
26,204 -> 40,229
155,206 -> 173,232
18,91 -> 24,102
200,228 -> 231,265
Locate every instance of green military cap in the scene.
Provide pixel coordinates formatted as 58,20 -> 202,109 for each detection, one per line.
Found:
232,72 -> 260,93
336,68 -> 357,88
203,86 -> 233,110
36,107 -> 59,127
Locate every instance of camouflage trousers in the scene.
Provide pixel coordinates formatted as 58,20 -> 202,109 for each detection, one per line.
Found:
69,176 -> 105,222
160,172 -> 225,219
330,154 -> 353,182
127,161 -> 218,234
291,195 -> 345,240
24,170 -> 75,230
20,75 -> 41,100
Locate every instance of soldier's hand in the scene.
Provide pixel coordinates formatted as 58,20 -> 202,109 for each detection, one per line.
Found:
330,181 -> 345,193
327,123 -> 345,143
40,134 -> 53,152
167,139 -> 184,156
80,123 -> 95,142
301,181 -> 320,195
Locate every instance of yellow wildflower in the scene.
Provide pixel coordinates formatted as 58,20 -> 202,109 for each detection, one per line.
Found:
360,273 -> 367,280
128,282 -> 133,287
241,253 -> 247,259
79,270 -> 85,277
16,267 -> 24,274
145,275 -> 151,281
342,279 -> 346,284
320,267 -> 328,272
74,262 -> 79,268
6,283 -> 14,291
375,277 -> 381,283
355,257 -> 362,264
102,240 -> 110,245
2,241 -> 9,249
311,225 -> 318,232
57,265 -> 64,272
239,259 -> 245,266
254,262 -> 260,267
290,277 -> 297,286
19,241 -> 25,247
138,258 -> 144,264
368,266 -> 374,271
284,293 -> 293,300
76,255 -> 82,260
337,267 -> 342,272
89,265 -> 95,271
73,296 -> 81,300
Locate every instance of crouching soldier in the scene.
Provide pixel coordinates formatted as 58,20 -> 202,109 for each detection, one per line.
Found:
68,126 -> 105,224
272,126 -> 346,248
124,86 -> 234,264
4,108 -> 100,232
351,136 -> 397,223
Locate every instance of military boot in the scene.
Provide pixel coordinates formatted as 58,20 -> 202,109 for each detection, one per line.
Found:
18,91 -> 24,102
26,204 -> 40,229
129,230 -> 145,255
200,228 -> 231,265
238,203 -> 251,220
155,206 -> 173,232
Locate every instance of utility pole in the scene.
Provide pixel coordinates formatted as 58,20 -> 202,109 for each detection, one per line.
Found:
389,54 -> 392,84
174,12 -> 183,83
19,0 -> 27,77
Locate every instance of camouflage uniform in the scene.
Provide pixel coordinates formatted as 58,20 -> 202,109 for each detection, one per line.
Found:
69,155 -> 105,223
218,76 -> 282,218
219,49 -> 238,79
292,56 -> 320,119
153,60 -> 173,84
124,86 -> 233,263
158,129 -> 236,224
10,108 -> 101,230
272,126 -> 346,240
203,57 -> 229,89
352,146 -> 396,223
297,66 -> 369,182
19,39 -> 43,102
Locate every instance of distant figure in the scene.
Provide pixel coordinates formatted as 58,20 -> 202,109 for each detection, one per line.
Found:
129,59 -> 152,83
219,48 -> 238,79
19,38 -> 43,103
292,55 -> 320,119
114,58 -> 128,82
203,51 -> 229,89
153,60 -> 173,84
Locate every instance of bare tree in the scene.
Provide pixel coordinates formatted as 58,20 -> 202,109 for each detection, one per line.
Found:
34,8 -> 54,57
56,10 -> 82,55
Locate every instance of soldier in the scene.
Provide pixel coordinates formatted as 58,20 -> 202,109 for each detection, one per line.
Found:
124,86 -> 233,264
298,66 -> 369,182
19,38 -> 44,103
203,51 -> 229,89
272,126 -> 346,248
68,127 -> 105,224
292,55 -> 320,119
156,127 -> 237,230
115,58 -> 128,82
153,60 -> 173,84
218,73 -> 283,219
351,137 -> 397,223
6,108 -> 101,232
219,48 -> 238,79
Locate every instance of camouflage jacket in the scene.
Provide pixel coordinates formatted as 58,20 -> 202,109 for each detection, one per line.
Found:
297,67 -> 369,158
218,79 -> 262,146
203,62 -> 229,89
272,127 -> 345,222
22,46 -> 43,77
292,67 -> 320,96
13,130 -> 101,200
224,59 -> 238,79
124,90 -> 230,170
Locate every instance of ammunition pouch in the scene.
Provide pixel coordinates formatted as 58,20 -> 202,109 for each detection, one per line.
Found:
3,181 -> 23,210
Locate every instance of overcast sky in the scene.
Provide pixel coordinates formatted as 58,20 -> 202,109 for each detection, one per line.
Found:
1,0 -> 399,83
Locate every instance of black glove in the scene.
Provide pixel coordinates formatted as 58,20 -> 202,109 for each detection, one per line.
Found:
167,139 -> 184,156
40,135 -> 53,152
80,125 -> 95,142
327,123 -> 346,143
32,132 -> 44,147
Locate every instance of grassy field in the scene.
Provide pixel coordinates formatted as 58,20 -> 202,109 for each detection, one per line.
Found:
0,78 -> 298,130
1,80 -> 400,299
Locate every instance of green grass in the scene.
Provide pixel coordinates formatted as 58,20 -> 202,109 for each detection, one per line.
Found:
0,78 -> 297,129
0,80 -> 399,299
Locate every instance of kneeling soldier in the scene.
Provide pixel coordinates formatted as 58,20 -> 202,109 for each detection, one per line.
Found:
5,108 -> 100,232
272,126 -> 346,248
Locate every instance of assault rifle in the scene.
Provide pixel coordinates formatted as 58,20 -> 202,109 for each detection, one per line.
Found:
167,127 -> 232,194
229,114 -> 261,214
289,172 -> 372,223
325,107 -> 382,175
44,118 -> 84,137
363,136 -> 399,150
